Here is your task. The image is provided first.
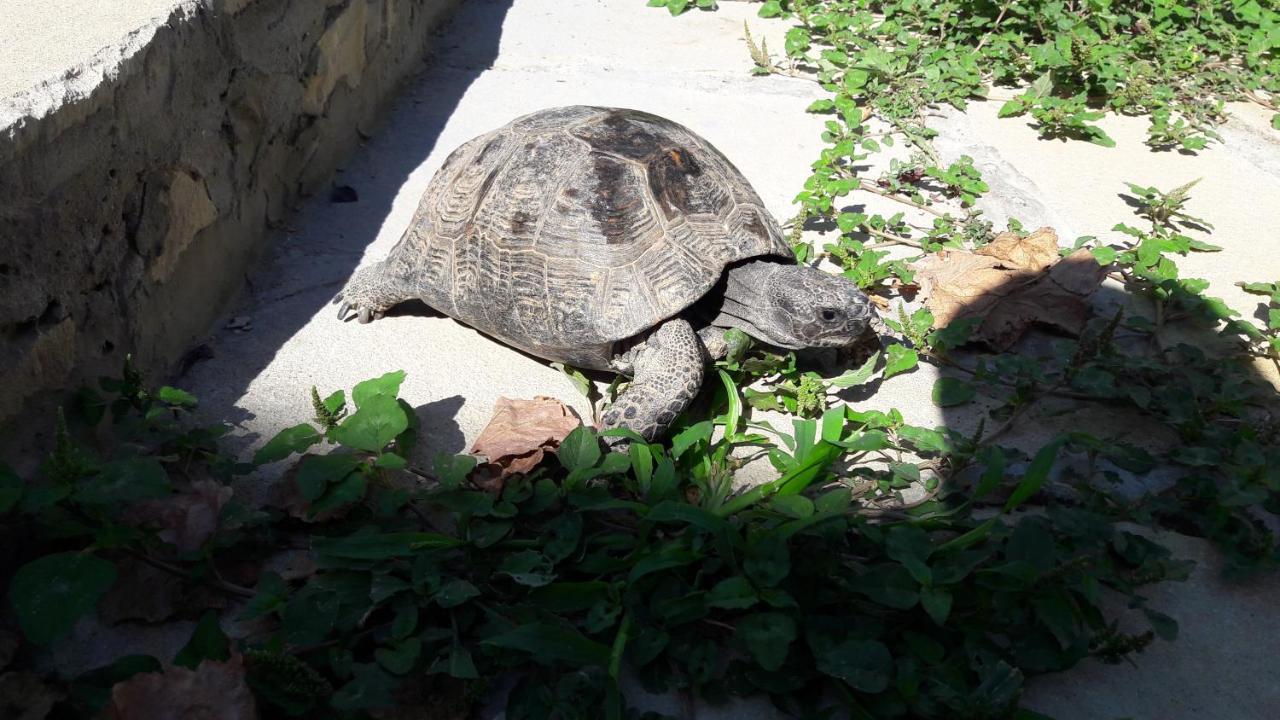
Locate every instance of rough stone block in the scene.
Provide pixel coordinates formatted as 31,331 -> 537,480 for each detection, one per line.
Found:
0,0 -> 464,427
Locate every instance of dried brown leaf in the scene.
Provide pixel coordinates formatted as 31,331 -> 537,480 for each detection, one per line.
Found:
975,227 -> 1061,272
913,228 -> 1106,351
0,671 -> 61,720
124,480 -> 233,553
104,655 -> 256,720
469,396 -> 582,492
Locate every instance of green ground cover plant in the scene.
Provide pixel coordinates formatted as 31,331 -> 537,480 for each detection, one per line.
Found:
2,1 -> 1278,718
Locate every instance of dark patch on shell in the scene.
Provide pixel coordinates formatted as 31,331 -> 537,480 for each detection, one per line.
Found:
646,147 -> 704,220
572,109 -> 664,160
510,210 -> 533,233
475,135 -> 505,165
564,187 -> 579,198
589,155 -> 645,245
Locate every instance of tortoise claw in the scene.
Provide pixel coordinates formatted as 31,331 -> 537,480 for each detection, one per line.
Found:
337,302 -> 351,321
358,307 -> 372,324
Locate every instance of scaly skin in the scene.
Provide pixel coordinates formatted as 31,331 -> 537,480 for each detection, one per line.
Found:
603,318 -> 705,443
333,261 -> 418,324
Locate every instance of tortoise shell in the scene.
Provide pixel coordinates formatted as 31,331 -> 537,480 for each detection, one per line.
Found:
393,106 -> 793,370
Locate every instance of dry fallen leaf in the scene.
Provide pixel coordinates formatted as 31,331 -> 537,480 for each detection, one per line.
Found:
0,671 -> 60,720
124,480 -> 233,553
469,396 -> 582,492
104,655 -> 256,720
975,226 -> 1061,272
912,227 -> 1107,350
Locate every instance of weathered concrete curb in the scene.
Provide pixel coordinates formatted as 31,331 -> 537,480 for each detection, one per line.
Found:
0,0 -> 463,424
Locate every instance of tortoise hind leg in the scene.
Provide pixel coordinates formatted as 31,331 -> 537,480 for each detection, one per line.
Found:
603,318 -> 706,443
334,262 -> 417,324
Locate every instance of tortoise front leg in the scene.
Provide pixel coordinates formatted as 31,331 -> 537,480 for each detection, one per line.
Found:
334,261 -> 418,324
603,318 -> 706,443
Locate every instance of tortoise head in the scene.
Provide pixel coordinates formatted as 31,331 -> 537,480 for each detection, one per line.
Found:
716,260 -> 874,350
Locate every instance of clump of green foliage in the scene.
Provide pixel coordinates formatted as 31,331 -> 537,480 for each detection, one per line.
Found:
3,177 -> 1278,714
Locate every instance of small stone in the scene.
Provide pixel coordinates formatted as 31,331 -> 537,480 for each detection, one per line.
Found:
330,185 -> 359,203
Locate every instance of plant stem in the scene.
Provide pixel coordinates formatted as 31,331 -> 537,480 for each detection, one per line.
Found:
974,2 -> 1013,53
861,223 -> 925,249
125,549 -> 256,599
859,180 -> 950,218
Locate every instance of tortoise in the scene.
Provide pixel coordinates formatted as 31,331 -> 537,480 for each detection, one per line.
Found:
335,106 -> 873,442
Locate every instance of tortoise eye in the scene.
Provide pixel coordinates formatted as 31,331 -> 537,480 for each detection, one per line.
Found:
820,308 -> 841,322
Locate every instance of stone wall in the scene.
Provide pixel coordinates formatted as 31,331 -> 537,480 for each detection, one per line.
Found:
0,0 -> 463,423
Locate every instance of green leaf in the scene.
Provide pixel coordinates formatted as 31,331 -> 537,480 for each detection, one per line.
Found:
628,545 -> 700,583
920,587 -> 952,625
73,458 -> 170,505
998,99 -> 1026,118
758,0 -> 783,18
435,579 -> 480,608
738,612 -> 796,671
497,550 -> 557,587
883,344 -> 919,379
1089,128 -> 1117,148
814,638 -> 893,692
828,352 -> 880,388
707,576 -> 758,609
553,363 -> 595,401
307,472 -> 367,517
255,424 -> 322,465
351,370 -> 406,407
10,553 -> 117,644
815,487 -> 852,513
434,453 -> 477,489
771,495 -> 814,519
157,386 -> 198,408
483,623 -> 611,667
670,420 -> 713,459
331,663 -> 397,712
744,536 -> 790,587
328,394 -> 408,452
375,637 -> 421,675
1091,246 -> 1117,265
897,425 -> 951,454
717,369 -> 742,439
173,610 -> 229,669
375,452 -> 407,470
313,532 -> 463,560
931,377 -> 976,407
296,453 -> 363,502
820,406 -> 845,443
238,572 -> 287,620
430,646 -> 479,679
558,426 -> 601,471
855,564 -> 918,609
1004,440 -> 1063,512
886,525 -> 934,587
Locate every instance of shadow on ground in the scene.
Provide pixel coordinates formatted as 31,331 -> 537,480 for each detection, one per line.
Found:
176,0 -> 515,461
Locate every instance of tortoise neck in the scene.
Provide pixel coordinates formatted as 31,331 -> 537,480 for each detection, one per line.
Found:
700,259 -> 790,342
